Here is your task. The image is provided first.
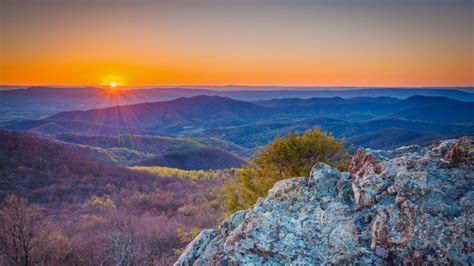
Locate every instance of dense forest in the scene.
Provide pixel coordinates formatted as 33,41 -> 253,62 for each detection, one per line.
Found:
0,130 -> 230,264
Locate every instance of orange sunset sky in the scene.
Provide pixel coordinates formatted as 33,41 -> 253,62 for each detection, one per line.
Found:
1,0 -> 473,87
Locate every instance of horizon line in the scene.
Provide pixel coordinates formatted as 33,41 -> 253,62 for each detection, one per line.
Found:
1,84 -> 473,89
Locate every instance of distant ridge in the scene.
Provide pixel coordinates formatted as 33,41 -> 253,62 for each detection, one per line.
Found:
133,147 -> 247,170
345,128 -> 442,149
388,103 -> 474,123
2,119 -> 145,135
1,86 -> 472,122
44,95 -> 472,129
199,117 -> 474,148
2,94 -> 473,151
46,95 -> 271,131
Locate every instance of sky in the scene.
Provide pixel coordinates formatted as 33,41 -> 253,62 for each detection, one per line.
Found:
0,0 -> 473,87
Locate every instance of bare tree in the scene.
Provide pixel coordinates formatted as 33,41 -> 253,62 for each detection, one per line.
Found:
0,195 -> 44,266
101,211 -> 143,266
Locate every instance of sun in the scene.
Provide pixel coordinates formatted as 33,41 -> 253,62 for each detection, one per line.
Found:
102,75 -> 124,89
109,82 -> 118,88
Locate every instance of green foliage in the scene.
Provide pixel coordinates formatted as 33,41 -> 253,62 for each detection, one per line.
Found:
129,166 -> 236,181
222,128 -> 350,215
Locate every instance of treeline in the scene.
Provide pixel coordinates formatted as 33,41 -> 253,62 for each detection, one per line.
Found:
130,166 -> 236,181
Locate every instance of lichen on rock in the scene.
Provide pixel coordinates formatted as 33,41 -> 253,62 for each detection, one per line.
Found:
175,138 -> 473,265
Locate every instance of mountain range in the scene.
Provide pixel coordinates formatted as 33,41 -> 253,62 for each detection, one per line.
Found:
1,89 -> 473,170
1,86 -> 472,122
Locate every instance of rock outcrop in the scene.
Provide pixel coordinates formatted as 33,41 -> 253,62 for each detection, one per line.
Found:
175,138 -> 473,265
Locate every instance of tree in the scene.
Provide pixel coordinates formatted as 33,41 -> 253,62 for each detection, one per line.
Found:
0,195 -> 45,266
222,128 -> 349,214
101,210 -> 144,266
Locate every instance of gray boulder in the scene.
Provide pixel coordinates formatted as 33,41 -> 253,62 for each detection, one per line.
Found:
175,138 -> 473,265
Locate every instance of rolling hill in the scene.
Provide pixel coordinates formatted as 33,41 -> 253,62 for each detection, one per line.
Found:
133,147 -> 247,170
198,117 -> 474,148
2,86 -> 471,124
0,130 -> 158,207
1,119 -> 146,135
54,133 -> 249,158
388,103 -> 474,123
254,95 -> 468,121
0,130 -> 233,208
345,128 -> 443,149
44,95 -> 472,132
0,86 -> 217,122
47,95 -> 272,132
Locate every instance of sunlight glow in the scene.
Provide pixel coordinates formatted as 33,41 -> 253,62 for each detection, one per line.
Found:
102,75 -> 125,88
109,82 -> 117,88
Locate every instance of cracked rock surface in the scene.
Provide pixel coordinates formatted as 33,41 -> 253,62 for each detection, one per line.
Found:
175,138 -> 473,265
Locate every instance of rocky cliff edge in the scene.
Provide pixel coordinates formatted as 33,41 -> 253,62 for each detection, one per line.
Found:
176,138 -> 473,265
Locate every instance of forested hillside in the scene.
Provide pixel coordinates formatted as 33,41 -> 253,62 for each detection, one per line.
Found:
133,147 -> 247,170
0,130 -> 231,264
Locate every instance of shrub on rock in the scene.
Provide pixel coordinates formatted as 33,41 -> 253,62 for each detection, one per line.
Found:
222,128 -> 349,214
